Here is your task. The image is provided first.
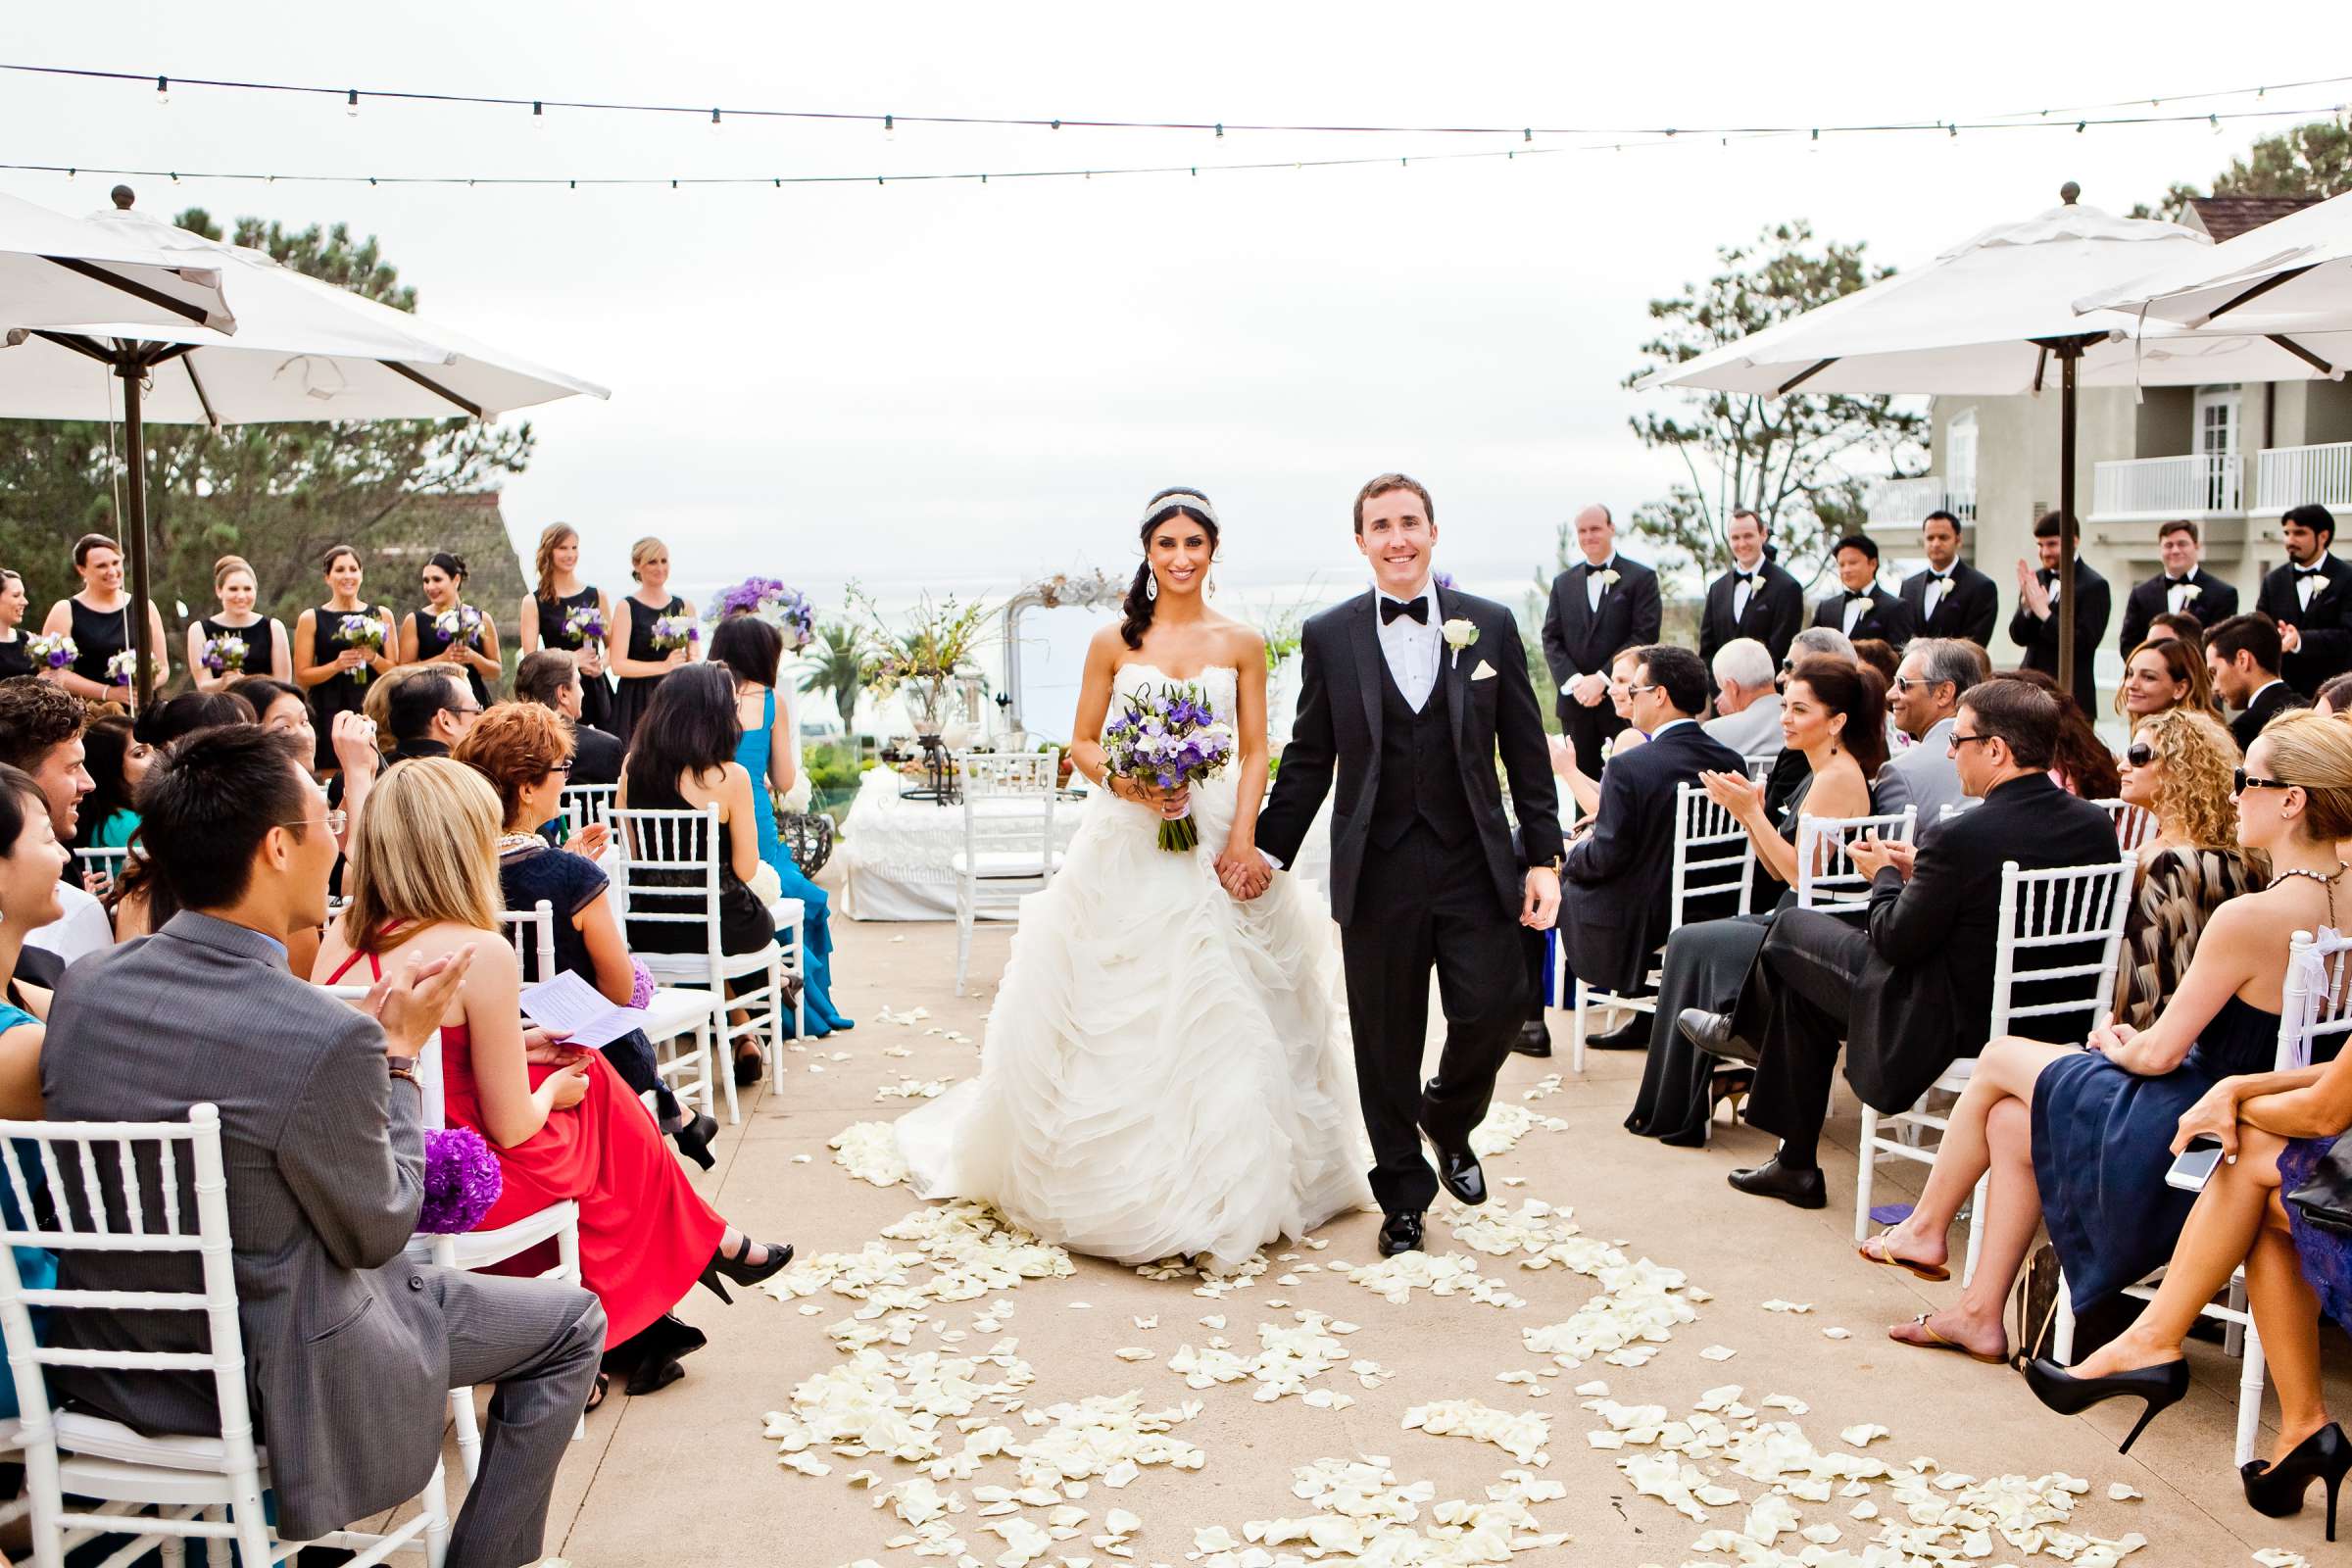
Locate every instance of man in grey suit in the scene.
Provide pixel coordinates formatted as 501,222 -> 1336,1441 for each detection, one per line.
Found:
41,725 -> 604,1567
1872,637 -> 1984,831
1700,638 -> 1784,761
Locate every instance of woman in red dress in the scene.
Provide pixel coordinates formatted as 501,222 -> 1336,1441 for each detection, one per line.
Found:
316,758 -> 788,1401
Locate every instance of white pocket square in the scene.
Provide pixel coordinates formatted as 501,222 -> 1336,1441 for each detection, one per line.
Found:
1471,661 -> 1497,681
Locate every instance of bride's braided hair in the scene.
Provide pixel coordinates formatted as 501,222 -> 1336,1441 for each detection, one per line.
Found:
1120,487 -> 1220,651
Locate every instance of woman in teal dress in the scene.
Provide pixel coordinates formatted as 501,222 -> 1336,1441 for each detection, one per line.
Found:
708,616 -> 853,1039
0,760 -> 73,1419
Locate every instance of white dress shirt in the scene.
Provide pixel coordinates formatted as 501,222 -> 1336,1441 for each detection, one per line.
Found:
2165,575 -> 2193,614
1375,579 -> 1443,712
1840,593 -> 1871,635
1730,560 -> 1762,621
1922,570 -> 1951,621
2298,558 -> 2332,610
1584,555 -> 1617,613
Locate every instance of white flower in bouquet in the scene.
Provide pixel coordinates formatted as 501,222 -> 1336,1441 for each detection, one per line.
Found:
1442,616 -> 1479,667
26,633 -> 75,673
433,604 -> 484,647
105,650 -> 138,687
338,612 -> 387,684
199,633 -> 249,675
650,612 -> 700,653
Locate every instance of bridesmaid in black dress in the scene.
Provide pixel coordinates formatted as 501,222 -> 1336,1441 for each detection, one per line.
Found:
40,532 -> 169,702
0,569 -> 33,681
517,522 -> 615,733
294,544 -> 399,774
186,555 -> 292,691
607,535 -> 698,749
399,551 -> 500,710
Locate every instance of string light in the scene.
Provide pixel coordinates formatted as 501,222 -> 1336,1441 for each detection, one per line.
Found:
154,74 -> 167,107
884,112 -> 895,140
345,88 -> 359,118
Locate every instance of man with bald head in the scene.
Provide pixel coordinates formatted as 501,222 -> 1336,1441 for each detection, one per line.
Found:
1541,505 -> 1661,776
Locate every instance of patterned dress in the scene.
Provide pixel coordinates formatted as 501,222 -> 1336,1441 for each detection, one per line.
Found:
2115,846 -> 2261,1033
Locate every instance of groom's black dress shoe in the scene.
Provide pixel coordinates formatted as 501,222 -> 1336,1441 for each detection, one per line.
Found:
1586,1018 -> 1650,1052
1677,1007 -> 1758,1066
1510,1021 -> 1553,1058
1727,1155 -> 1828,1210
1379,1211 -> 1424,1255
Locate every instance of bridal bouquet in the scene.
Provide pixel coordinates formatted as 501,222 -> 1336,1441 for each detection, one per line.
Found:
338,612 -> 386,683
198,632 -> 249,675
650,612 -> 701,654
1101,684 -> 1235,853
433,604 -> 484,648
25,633 -> 74,672
563,603 -> 606,646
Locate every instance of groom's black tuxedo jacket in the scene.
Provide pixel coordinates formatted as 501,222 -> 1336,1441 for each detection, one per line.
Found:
1258,587 -> 1561,928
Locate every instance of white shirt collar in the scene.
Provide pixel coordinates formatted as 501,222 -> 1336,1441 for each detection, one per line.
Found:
2252,678 -> 2287,704
1648,716 -> 1696,740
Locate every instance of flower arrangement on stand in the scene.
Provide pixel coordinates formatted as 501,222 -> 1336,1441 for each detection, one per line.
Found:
855,587 -> 993,803
711,576 -> 817,651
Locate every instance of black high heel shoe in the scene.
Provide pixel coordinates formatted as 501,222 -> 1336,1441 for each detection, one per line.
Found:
671,1112 -> 719,1172
604,1312 -> 708,1396
2242,1422 -> 2351,1543
697,1236 -> 793,1303
2021,1355 -> 2190,1455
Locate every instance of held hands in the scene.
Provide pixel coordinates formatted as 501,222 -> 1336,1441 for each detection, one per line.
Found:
2281,622 -> 2305,654
368,947 -> 474,1057
1846,833 -> 1915,882
1215,846 -> 1271,902
1570,672 -> 1609,708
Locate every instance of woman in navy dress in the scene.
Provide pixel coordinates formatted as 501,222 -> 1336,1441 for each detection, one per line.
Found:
39,532 -> 169,702
294,545 -> 399,776
0,568 -> 35,682
517,523 -> 616,735
398,551 -> 500,710
186,555 -> 291,691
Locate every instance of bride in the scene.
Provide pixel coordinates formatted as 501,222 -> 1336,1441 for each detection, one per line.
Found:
896,487 -> 1372,1269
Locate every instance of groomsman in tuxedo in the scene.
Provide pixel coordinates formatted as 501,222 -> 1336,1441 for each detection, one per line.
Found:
1542,505 -> 1661,777
1697,508 -> 1803,670
2117,518 -> 2239,658
1811,535 -> 1913,649
2206,612 -> 2307,752
1898,511 -> 1998,647
2007,511 -> 2111,717
2255,504 -> 2352,694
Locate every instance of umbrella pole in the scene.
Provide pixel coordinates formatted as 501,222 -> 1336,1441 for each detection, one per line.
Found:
2056,343 -> 2079,701
119,359 -> 154,715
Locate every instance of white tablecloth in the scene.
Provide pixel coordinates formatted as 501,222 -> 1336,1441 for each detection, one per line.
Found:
838,770 -> 1090,921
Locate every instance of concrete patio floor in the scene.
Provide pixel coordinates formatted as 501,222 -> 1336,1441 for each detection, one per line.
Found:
496,911 -> 2348,1568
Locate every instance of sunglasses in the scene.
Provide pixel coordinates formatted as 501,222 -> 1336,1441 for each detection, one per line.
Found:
2125,742 -> 2155,767
2235,769 -> 2293,794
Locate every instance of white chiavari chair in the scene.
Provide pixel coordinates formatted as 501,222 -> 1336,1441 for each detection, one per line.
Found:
1793,808 -> 1919,916
953,752 -> 1064,998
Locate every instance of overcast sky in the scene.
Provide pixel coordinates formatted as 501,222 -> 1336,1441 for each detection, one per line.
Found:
3,2 -> 2341,604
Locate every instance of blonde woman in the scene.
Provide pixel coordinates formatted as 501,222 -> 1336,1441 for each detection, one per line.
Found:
188,555 -> 293,690
314,759 -> 788,1398
516,522 -> 614,734
606,536 -> 696,748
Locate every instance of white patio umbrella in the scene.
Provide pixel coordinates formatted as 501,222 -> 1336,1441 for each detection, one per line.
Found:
2074,188 -> 2352,336
1,192 -> 610,708
0,188 -> 233,334
1638,184 -> 2347,693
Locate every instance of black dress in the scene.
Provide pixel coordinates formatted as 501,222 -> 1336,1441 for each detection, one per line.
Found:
409,607 -> 492,710
623,802 -> 772,959
609,593 -> 684,749
197,615 -> 276,681
530,587 -> 615,734
307,604 -> 389,772
67,597 -> 134,689
0,635 -> 30,681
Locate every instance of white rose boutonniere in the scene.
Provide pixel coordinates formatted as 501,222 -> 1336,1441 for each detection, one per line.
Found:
1595,568 -> 1622,591
1442,616 -> 1479,667
2180,583 -> 2202,603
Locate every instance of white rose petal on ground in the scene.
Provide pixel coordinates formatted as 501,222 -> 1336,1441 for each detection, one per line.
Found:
2108,1482 -> 2142,1501
1697,1346 -> 1737,1361
828,1122 -> 912,1189
1399,1399 -> 1551,1465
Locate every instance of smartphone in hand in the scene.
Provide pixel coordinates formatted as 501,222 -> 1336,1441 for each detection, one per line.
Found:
2165,1137 -> 2226,1194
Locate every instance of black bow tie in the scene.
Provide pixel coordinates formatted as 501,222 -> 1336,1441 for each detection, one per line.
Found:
2165,575 -> 2185,585
2038,567 -> 2057,584
2296,564 -> 2327,578
1733,569 -> 1756,583
1380,596 -> 1429,626
1927,571 -> 1950,583
1847,591 -> 1875,605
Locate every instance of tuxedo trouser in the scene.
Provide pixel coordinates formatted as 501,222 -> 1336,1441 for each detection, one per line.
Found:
433,1269 -> 606,1568
1729,907 -> 1872,1168
1341,823 -> 1527,1215
1555,697 -> 1626,781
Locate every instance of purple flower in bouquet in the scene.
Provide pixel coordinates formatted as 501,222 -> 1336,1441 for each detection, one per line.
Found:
1100,681 -> 1237,853
416,1126 -> 503,1234
339,612 -> 386,684
104,650 -> 137,687
563,603 -> 606,645
651,612 -> 700,653
711,576 -> 817,651
26,633 -> 75,671
198,632 -> 249,675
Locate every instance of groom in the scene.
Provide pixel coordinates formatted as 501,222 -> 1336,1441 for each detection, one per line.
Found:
1250,473 -> 1563,1256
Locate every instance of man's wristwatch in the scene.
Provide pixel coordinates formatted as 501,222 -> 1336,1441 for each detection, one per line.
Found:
386,1055 -> 422,1091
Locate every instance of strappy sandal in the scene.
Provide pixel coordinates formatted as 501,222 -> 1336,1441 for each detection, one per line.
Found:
1857,1233 -> 1952,1283
1893,1312 -> 2007,1365
585,1371 -> 611,1415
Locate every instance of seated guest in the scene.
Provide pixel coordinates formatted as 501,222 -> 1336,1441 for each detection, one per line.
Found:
0,762 -> 64,1420
2318,672 -> 2352,716
0,678 -> 105,983
375,662 -> 483,762
1681,679 -> 2121,1208
1851,637 -> 1900,688
452,703 -> 717,1168
2149,610 -> 2207,651
41,725 -> 606,1562
316,757 -> 791,1397
514,648 -> 623,787
1550,646 -> 1646,819
73,716 -> 150,852
2207,612 -> 2307,752
1858,706 -> 2264,1361
109,689 -> 270,947
1557,646 -> 1746,1035
2117,636 -> 2223,727
236,673 -> 380,839
1761,628 -> 1858,817
2000,667 -> 2122,799
1700,637 -> 1783,761
2025,987 -> 2352,1517
136,688 -> 257,746
1874,638 -> 1982,827
1626,656 -> 1884,1146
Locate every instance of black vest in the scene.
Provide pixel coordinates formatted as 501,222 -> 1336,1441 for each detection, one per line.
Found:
1369,657 -> 1476,849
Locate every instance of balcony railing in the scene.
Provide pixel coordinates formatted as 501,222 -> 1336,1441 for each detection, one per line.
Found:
2254,441 -> 2352,514
2089,453 -> 2242,521
1865,475 -> 1975,528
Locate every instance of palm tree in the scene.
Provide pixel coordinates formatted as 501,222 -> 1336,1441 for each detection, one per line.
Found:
799,620 -> 874,735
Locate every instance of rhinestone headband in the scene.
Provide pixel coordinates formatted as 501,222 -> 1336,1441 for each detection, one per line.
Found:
1142,489 -> 1218,528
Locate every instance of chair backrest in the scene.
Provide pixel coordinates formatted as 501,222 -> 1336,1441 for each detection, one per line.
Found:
612,805 -> 724,964
2277,927 -> 2352,1071
0,1106 -> 263,1511
963,751 -> 1059,795
1744,755 -> 1776,784
1794,808 -> 1920,914
71,846 -> 129,887
959,758 -> 1055,873
562,783 -> 618,838
1669,782 -> 1756,924
1985,858 -> 2137,1039
501,898 -> 558,985
2091,797 -> 2157,854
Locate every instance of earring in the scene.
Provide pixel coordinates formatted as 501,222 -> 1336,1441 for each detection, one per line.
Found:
1207,570 -> 1218,597
1146,573 -> 1158,602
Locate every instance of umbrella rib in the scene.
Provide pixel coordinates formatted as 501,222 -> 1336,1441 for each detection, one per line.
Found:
2206,265 -> 2315,322
2265,334 -> 2337,376
27,329 -> 120,368
37,256 -> 214,327
380,360 -> 485,419
1775,358 -> 1837,395
179,356 -> 220,429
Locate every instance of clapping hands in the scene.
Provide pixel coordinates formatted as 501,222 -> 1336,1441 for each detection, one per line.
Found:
1846,833 -> 1915,882
1698,767 -> 1765,822
368,947 -> 473,1056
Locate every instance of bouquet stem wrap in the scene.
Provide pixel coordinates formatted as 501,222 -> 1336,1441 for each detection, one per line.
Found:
1158,805 -> 1200,854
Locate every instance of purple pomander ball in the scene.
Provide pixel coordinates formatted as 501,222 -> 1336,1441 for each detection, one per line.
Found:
417,1127 -> 503,1235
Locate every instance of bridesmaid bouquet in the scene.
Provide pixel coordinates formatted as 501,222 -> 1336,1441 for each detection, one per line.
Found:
25,633 -> 74,672
434,604 -> 484,648
105,650 -> 137,687
711,576 -> 816,651
338,612 -> 386,683
1101,683 -> 1236,853
563,603 -> 607,646
650,612 -> 701,654
198,632 -> 249,675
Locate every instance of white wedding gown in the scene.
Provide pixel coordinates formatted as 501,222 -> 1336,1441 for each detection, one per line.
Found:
896,662 -> 1373,1270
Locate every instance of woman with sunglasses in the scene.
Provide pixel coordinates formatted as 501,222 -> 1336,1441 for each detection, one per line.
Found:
2111,710 -> 2262,1031
1858,713 -> 2336,1388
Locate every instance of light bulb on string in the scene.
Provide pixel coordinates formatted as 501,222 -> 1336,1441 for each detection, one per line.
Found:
155,74 -> 169,108
346,89 -> 359,118
2211,114 -> 2223,134
532,100 -> 544,125
884,113 -> 895,140
710,107 -> 721,131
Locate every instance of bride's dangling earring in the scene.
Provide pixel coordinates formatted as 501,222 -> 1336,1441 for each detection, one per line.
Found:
1146,572 -> 1158,603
